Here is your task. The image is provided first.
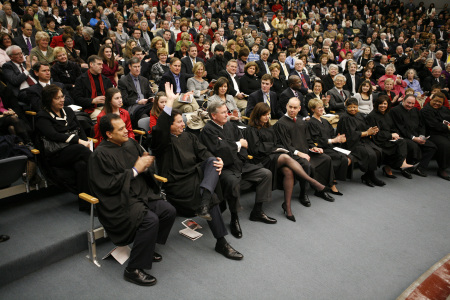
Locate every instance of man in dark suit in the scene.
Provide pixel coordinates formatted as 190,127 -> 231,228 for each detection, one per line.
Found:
25,62 -> 73,112
13,23 -> 36,56
162,30 -> 176,55
256,49 -> 271,79
277,51 -> 292,79
130,28 -> 150,53
72,55 -> 114,120
181,44 -> 204,76
344,62 -> 362,95
245,74 -> 282,119
422,66 -> 449,97
81,1 -> 95,21
118,57 -> 153,117
0,3 -> 21,32
2,45 -> 36,97
69,7 -> 87,30
373,54 -> 388,80
432,51 -> 445,69
289,59 -> 311,95
326,74 -> 351,115
124,47 -> 151,79
278,75 -> 308,118
375,33 -> 391,55
217,59 -> 247,112
259,15 -> 274,37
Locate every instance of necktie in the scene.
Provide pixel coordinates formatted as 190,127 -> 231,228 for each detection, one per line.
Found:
351,75 -> 356,94
134,77 -> 144,100
78,16 -> 82,25
310,46 -> 314,59
293,117 -> 296,123
340,90 -> 344,99
282,63 -> 288,77
20,64 -> 35,86
300,73 -> 307,88
264,61 -> 269,73
293,89 -> 298,97
266,93 -> 271,107
26,38 -> 32,54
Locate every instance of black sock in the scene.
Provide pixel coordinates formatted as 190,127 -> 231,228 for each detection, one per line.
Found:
217,237 -> 227,246
253,202 -> 262,212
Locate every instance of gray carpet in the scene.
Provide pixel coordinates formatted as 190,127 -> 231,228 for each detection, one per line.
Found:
0,165 -> 449,299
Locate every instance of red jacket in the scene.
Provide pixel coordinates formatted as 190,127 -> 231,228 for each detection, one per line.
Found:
94,108 -> 135,147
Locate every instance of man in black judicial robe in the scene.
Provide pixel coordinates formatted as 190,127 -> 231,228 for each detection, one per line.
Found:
199,101 -> 276,239
89,114 -> 176,286
151,83 -> 243,261
274,97 -> 335,206
389,95 -> 437,177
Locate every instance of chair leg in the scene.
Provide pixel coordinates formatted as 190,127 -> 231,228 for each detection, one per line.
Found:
86,203 -> 107,267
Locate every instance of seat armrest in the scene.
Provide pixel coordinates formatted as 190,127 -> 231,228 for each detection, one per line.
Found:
154,174 -> 168,183
79,193 -> 99,204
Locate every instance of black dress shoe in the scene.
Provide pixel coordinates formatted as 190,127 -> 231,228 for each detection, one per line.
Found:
299,194 -> 311,207
124,268 -> 157,286
215,242 -> 244,260
402,163 -> 420,174
370,175 -> 386,186
249,210 -> 277,224
401,170 -> 413,179
361,175 -> 375,187
437,172 -> 450,181
196,205 -> 212,221
230,218 -> 242,239
414,168 -> 428,177
0,235 -> 10,243
314,190 -> 335,202
153,252 -> 162,262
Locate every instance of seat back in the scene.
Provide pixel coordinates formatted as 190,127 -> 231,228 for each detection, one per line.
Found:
0,156 -> 27,188
137,117 -> 151,132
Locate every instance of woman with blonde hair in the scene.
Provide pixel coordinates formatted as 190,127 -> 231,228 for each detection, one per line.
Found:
224,40 -> 238,60
30,31 -> 54,64
123,39 -> 137,60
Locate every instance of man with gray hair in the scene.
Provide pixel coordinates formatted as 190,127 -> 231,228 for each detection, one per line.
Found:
256,49 -> 271,78
200,101 -> 276,239
326,74 -> 350,115
423,66 -> 449,96
156,20 -> 175,42
79,27 -> 100,62
139,20 -> 154,48
433,50 -> 445,69
2,45 -> 37,97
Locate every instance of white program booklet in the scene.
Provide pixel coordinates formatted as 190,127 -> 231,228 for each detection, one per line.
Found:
333,147 -> 351,155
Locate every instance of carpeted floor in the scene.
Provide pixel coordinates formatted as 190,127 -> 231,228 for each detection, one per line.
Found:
0,165 -> 449,299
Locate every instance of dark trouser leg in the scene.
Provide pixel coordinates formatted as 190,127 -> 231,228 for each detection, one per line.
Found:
207,204 -> 228,239
419,140 -> 439,169
240,167 -> 272,204
200,157 -> 220,194
219,170 -> 241,213
128,200 -> 176,269
429,136 -> 450,170
128,211 -> 159,270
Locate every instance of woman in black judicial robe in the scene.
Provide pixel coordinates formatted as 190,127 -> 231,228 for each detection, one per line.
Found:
243,103 -> 330,222
336,98 -> 386,187
420,92 -> 450,180
366,95 -> 417,179
307,98 -> 352,182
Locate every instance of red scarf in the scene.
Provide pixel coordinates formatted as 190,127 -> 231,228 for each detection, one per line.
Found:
85,70 -> 106,114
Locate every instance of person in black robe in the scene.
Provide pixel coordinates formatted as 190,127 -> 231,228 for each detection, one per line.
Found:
89,114 -> 176,286
366,95 -> 418,179
419,92 -> 450,180
307,98 -> 352,182
199,101 -> 276,240
274,97 -> 336,207
151,82 -> 243,261
389,95 -> 438,177
243,103 -> 333,222
336,98 -> 386,187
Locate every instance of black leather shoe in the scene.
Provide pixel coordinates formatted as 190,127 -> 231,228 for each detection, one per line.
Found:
249,210 -> 277,224
330,190 -> 343,196
215,242 -> 243,260
382,166 -> 397,179
299,194 -> 311,207
230,218 -> 242,239
0,235 -> 10,243
402,163 -> 419,174
414,168 -> 428,177
153,252 -> 162,262
437,172 -> 450,181
361,175 -> 375,187
370,176 -> 386,186
124,268 -> 157,286
314,190 -> 335,202
196,205 -> 212,221
401,170 -> 412,179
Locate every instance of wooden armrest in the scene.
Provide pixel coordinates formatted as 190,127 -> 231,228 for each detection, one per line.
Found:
79,193 -> 99,204
25,111 -> 37,116
241,116 -> 250,120
330,111 -> 336,114
154,174 -> 168,183
88,137 -> 98,144
248,155 -> 253,159
31,149 -> 40,155
133,129 -> 146,135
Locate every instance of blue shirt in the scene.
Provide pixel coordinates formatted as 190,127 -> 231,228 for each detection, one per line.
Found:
248,52 -> 260,62
171,71 -> 181,93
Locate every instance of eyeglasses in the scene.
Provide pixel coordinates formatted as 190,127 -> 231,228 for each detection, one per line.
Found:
11,52 -> 24,56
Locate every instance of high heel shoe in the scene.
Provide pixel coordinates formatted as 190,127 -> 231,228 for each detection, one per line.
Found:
401,163 -> 419,174
281,202 -> 296,222
361,175 -> 375,187
382,166 -> 397,179
330,189 -> 343,196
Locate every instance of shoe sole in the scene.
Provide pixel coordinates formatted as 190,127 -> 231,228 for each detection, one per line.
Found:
124,276 -> 157,286
249,216 -> 277,224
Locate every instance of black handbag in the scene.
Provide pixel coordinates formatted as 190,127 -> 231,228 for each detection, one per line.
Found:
41,130 -> 79,155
